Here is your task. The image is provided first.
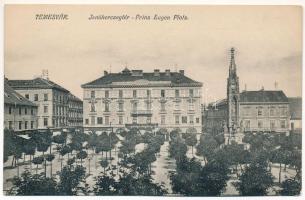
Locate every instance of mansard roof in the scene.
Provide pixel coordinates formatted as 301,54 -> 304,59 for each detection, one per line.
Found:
82,69 -> 202,88
4,81 -> 37,107
8,77 -> 69,93
240,90 -> 289,103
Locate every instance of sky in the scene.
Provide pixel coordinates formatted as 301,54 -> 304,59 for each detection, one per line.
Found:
4,5 -> 302,103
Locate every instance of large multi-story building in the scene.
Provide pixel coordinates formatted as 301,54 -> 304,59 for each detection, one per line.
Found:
8,77 -> 70,129
204,48 -> 290,144
4,80 -> 38,131
68,93 -> 83,127
81,68 -> 203,133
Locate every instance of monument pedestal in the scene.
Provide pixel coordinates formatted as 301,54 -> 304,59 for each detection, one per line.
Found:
224,132 -> 243,145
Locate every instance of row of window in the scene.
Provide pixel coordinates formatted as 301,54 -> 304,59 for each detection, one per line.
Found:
243,119 -> 287,129
24,93 -> 68,103
174,115 -> 200,124
243,107 -> 288,117
8,107 -> 36,115
25,93 -> 48,101
90,89 -> 195,99
54,93 -> 68,103
90,101 -> 195,112
8,121 -> 36,130
52,118 -> 67,127
53,105 -> 67,116
85,115 -> 200,126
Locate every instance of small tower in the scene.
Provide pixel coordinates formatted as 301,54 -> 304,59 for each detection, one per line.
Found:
226,48 -> 241,144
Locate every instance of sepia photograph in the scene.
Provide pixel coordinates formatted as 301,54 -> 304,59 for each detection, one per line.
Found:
2,3 -> 303,197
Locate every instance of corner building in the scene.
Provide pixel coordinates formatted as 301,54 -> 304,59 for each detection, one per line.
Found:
82,68 -> 203,133
8,78 -> 70,129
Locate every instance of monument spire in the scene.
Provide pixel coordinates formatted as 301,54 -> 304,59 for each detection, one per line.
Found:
230,47 -> 236,75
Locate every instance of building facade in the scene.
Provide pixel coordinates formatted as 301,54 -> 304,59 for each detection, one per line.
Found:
204,48 -> 290,144
289,97 -> 302,133
8,78 -> 70,129
4,81 -> 38,131
68,93 -> 83,127
82,68 -> 203,133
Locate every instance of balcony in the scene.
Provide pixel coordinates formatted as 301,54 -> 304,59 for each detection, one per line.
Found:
125,123 -> 158,129
131,110 -> 152,117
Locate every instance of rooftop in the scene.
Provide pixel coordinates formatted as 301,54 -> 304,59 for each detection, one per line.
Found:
82,68 -> 202,88
68,93 -> 82,102
240,90 -> 289,103
4,81 -> 37,107
207,90 -> 289,109
8,77 -> 69,93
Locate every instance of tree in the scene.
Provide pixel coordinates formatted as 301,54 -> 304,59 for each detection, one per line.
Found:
170,129 -> 180,140
270,148 -> 286,184
223,142 -> 245,175
59,145 -> 71,171
52,133 -> 67,148
116,173 -> 166,195
36,131 -> 52,177
169,137 -> 187,162
109,131 -> 119,154
233,163 -> 274,196
22,138 -> 36,172
32,156 -> 44,174
76,150 -> 88,166
4,129 -> 15,163
94,174 -> 118,195
196,160 -> 230,196
170,157 -> 202,196
171,156 -> 229,196
280,178 -> 301,196
57,165 -> 87,195
45,154 -> 55,177
67,157 -> 76,166
290,150 -> 301,177
87,131 -> 98,157
100,159 -> 109,174
185,133 -> 197,155
9,171 -> 57,195
196,134 -> 218,164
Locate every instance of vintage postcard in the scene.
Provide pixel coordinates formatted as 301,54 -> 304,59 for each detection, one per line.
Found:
2,4 -> 302,197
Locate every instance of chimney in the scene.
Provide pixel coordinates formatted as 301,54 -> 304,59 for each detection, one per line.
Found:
104,70 -> 108,76
179,70 -> 184,75
165,69 -> 170,76
154,69 -> 160,76
274,81 -> 278,90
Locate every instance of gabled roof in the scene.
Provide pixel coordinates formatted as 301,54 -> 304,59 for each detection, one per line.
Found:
240,90 -> 289,103
82,69 -> 202,88
4,81 -> 37,107
8,77 -> 69,93
289,97 -> 302,119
